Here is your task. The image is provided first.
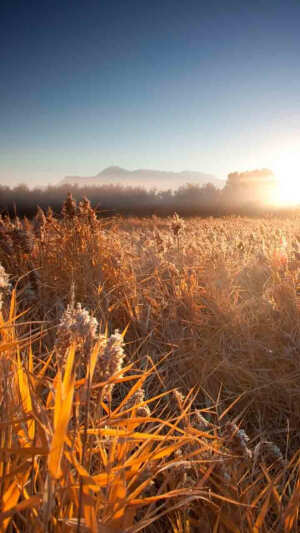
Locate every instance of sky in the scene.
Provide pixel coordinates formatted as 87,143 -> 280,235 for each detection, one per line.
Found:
1,0 -> 300,187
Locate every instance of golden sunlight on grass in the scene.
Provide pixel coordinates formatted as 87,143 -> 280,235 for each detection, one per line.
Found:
2,196 -> 300,530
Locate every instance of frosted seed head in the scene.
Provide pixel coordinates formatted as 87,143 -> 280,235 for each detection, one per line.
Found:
0,263 -> 10,311
56,302 -> 99,359
169,213 -> 185,236
223,422 -> 252,460
0,263 -> 10,292
61,193 -> 77,219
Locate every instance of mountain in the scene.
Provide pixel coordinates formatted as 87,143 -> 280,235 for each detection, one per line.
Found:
61,166 -> 224,189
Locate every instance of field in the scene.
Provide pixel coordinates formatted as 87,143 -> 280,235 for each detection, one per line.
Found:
1,195 -> 300,531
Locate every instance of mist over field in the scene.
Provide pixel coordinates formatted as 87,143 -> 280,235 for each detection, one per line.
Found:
0,167 -> 285,218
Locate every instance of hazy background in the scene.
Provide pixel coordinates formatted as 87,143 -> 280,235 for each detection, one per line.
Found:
1,0 -> 300,188
0,168 -> 282,218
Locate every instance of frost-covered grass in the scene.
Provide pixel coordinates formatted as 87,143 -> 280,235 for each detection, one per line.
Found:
1,197 -> 300,531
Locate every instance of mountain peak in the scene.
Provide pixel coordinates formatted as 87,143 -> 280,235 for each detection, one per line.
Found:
62,166 -> 224,189
98,166 -> 128,176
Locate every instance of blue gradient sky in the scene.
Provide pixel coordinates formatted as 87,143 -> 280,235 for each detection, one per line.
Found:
1,0 -> 300,186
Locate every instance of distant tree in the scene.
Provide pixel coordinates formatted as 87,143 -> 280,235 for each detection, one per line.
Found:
226,168 -> 274,186
223,168 -> 277,205
175,183 -> 219,204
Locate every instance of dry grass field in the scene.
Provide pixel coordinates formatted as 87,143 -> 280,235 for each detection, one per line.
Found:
1,194 -> 300,531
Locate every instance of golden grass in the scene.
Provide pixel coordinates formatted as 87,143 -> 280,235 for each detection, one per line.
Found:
1,198 -> 300,530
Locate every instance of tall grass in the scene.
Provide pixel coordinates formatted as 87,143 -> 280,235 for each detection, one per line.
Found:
1,196 -> 300,530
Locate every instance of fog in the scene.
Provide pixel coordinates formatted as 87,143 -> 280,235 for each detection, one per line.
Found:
0,169 -> 291,218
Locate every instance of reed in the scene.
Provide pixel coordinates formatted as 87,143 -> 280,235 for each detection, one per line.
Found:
1,200 -> 300,530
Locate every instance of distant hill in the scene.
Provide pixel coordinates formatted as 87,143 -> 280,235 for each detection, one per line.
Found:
61,166 -> 224,190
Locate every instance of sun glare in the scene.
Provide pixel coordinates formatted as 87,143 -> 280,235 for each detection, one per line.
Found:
273,146 -> 300,206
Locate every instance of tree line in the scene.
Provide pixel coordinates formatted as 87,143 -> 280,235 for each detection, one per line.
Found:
0,168 -> 288,218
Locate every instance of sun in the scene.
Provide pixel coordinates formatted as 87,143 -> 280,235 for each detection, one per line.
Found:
273,145 -> 300,206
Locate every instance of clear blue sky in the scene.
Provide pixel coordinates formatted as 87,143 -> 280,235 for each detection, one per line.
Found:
1,0 -> 300,186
